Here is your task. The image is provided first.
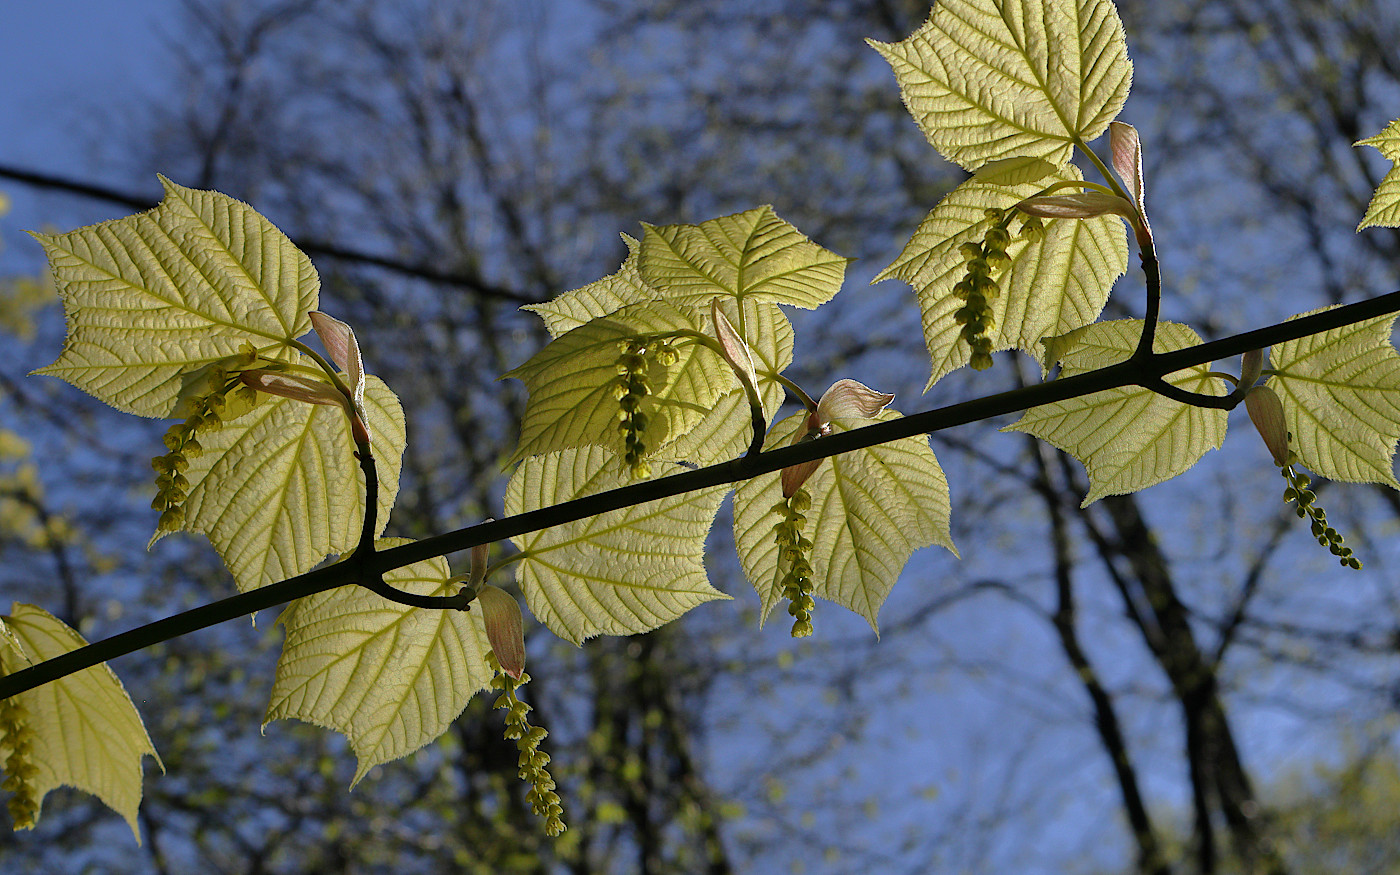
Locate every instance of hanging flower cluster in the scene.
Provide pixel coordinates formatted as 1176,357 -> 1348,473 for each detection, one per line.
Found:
612,338 -> 676,479
489,652 -> 565,836
0,696 -> 38,830
151,345 -> 262,534
1246,384 -> 1361,569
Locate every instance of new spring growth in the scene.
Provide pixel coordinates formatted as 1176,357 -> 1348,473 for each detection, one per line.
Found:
152,344 -> 262,536
241,311 -> 370,444
0,696 -> 38,830
780,379 -> 896,498
772,380 -> 894,638
612,337 -> 676,480
1246,384 -> 1362,569
489,652 -> 565,837
952,209 -> 1015,370
771,488 -> 816,638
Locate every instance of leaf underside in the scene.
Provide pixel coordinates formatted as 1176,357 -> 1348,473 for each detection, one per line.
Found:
265,540 -> 494,786
507,446 -> 728,645
1268,310 -> 1400,487
869,0 -> 1133,170
1005,320 -> 1228,505
733,410 -> 956,633
32,176 -> 317,418
0,604 -> 161,841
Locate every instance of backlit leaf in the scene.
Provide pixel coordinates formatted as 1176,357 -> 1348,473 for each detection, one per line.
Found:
0,604 -> 160,840
522,234 -> 657,337
732,410 -> 956,633
507,446 -> 728,644
639,206 -> 850,309
1356,119 -> 1400,231
168,374 -> 406,592
31,176 -> 317,417
505,301 -> 732,465
654,300 -> 795,466
1004,320 -> 1227,505
874,168 -> 1127,388
264,540 -> 493,786
1267,310 -> 1400,487
869,0 -> 1133,169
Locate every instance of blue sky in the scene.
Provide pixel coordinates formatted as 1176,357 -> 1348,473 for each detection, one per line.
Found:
0,1 -> 177,265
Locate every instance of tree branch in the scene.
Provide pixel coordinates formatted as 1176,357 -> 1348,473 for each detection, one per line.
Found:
1,291 -> 1398,700
0,164 -> 540,305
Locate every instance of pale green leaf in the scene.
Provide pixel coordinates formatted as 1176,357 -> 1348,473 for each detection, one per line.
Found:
31,176 -> 318,417
653,300 -> 795,466
1356,119 -> 1400,231
264,540 -> 493,786
1267,310 -> 1400,487
0,604 -> 161,841
638,206 -> 850,309
505,301 -> 732,464
1004,320 -> 1227,505
732,410 -> 956,633
169,374 -> 406,592
869,0 -> 1133,169
874,168 -> 1127,388
522,234 -> 658,337
507,446 -> 728,644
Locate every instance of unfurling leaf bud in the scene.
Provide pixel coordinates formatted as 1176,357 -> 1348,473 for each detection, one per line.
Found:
1245,385 -> 1291,467
477,585 -> 526,680
1015,191 -> 1136,221
711,298 -> 759,393
1240,349 -> 1264,390
309,311 -> 365,407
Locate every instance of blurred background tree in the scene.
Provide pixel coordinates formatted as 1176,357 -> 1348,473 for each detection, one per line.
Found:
1,0 -> 1398,873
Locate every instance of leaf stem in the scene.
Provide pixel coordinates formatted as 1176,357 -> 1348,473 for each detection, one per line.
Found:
772,374 -> 819,413
4,291 -> 1400,699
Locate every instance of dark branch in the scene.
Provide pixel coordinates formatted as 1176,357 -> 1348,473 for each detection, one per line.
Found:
1,290 -> 1398,700
0,164 -> 541,305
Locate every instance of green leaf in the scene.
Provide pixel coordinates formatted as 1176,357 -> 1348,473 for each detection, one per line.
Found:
264,540 -> 494,786
1267,310 -> 1400,487
167,374 -> 406,592
1356,119 -> 1400,231
1004,320 -> 1227,505
31,176 -> 317,418
874,168 -> 1127,388
506,446 -> 729,644
732,410 -> 956,633
653,300 -> 795,466
505,301 -> 732,465
0,604 -> 161,840
638,206 -> 850,309
869,0 -> 1132,170
522,234 -> 658,338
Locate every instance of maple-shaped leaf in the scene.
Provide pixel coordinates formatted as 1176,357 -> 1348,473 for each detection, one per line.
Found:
31,176 -> 317,417
1356,119 -> 1400,230
875,167 -> 1127,388
522,234 -> 659,338
653,299 -> 795,466
638,206 -> 850,309
167,374 -> 405,592
1267,310 -> 1400,487
264,540 -> 494,786
506,446 -> 728,644
1005,320 -> 1228,505
0,604 -> 161,840
504,301 -> 732,465
869,0 -> 1133,170
732,410 -> 956,633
